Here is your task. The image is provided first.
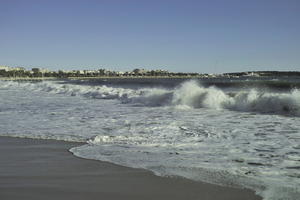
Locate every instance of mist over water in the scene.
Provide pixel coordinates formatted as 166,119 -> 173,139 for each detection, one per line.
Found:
1,78 -> 300,200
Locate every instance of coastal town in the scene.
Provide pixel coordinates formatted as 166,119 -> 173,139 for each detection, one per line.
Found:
0,65 -> 200,78
0,65 -> 299,79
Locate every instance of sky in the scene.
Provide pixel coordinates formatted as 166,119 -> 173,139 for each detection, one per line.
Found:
0,0 -> 300,73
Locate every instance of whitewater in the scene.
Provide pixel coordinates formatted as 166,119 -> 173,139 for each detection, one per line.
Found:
0,78 -> 299,200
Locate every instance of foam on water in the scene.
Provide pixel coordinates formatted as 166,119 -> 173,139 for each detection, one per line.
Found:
1,80 -> 300,200
171,80 -> 300,116
1,80 -> 299,116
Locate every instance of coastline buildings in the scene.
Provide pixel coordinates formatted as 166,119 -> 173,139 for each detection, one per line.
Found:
1,65 -> 300,79
0,66 -> 199,78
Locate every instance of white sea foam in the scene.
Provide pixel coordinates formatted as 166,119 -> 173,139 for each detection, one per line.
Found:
1,80 -> 299,116
170,80 -> 300,116
1,79 -> 300,200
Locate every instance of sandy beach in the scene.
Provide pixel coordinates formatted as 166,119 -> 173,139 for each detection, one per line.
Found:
0,136 -> 262,200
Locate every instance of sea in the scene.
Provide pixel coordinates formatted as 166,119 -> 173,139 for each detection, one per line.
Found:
0,77 -> 300,200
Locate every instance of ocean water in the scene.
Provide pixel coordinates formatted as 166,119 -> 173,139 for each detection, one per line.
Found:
0,78 -> 300,200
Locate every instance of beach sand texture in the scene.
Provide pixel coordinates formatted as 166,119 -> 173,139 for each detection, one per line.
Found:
0,136 -> 261,200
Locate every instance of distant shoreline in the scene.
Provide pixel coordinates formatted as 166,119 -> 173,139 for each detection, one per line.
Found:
1,73 -> 300,82
0,76 -> 206,81
1,66 -> 300,81
0,77 -> 59,81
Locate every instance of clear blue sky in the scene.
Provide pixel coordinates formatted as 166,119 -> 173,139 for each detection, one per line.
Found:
1,0 -> 299,73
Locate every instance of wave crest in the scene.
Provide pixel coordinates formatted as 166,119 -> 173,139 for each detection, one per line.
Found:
1,80 -> 299,116
172,80 -> 231,109
172,80 -> 300,116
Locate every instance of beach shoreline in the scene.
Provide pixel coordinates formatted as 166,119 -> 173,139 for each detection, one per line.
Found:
0,136 -> 262,200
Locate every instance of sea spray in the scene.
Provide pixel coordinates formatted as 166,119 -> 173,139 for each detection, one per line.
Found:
172,80 -> 232,109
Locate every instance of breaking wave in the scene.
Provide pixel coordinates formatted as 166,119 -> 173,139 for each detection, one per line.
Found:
1,80 -> 299,116
171,81 -> 300,116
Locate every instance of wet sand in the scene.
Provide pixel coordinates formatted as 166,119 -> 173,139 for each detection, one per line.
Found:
0,136 -> 262,200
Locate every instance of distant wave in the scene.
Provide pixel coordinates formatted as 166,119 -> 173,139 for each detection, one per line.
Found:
1,80 -> 299,116
0,80 -> 142,99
